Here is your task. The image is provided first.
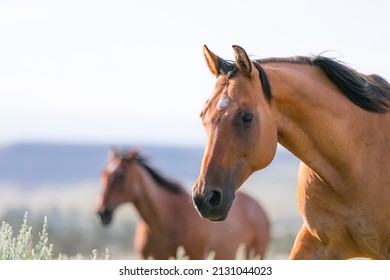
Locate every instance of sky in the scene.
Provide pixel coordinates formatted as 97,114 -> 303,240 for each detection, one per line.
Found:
1,0 -> 389,147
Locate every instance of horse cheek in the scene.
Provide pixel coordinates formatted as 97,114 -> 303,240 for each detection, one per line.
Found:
256,111 -> 278,170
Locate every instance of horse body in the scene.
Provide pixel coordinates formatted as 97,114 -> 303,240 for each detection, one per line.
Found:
266,62 -> 390,259
96,148 -> 270,259
130,187 -> 210,259
192,45 -> 390,259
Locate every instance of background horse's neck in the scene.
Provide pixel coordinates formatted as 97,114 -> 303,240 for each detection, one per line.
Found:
130,163 -> 173,233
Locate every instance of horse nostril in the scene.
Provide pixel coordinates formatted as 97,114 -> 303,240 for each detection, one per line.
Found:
97,208 -> 112,225
205,189 -> 223,209
99,209 -> 108,218
193,194 -> 205,209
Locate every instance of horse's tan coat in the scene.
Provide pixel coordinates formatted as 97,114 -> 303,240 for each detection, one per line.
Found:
193,45 -> 390,259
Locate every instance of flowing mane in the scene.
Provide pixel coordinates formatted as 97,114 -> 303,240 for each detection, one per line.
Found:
256,56 -> 390,113
217,55 -> 390,113
131,155 -> 186,195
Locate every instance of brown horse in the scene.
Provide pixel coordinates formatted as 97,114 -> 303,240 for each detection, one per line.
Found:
192,45 -> 390,259
95,148 -> 270,259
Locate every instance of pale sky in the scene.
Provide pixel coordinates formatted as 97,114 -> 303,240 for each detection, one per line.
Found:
1,0 -> 389,146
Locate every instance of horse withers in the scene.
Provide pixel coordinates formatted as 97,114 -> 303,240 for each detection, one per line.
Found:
96,148 -> 270,259
192,45 -> 390,259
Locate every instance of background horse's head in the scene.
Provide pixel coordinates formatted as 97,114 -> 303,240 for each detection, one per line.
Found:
96,147 -> 140,225
192,45 -> 278,221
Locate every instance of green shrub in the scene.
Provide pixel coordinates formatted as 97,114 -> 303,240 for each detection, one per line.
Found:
0,212 -> 273,260
0,211 -> 53,260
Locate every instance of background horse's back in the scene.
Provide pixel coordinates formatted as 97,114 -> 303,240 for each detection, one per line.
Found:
208,191 -> 270,259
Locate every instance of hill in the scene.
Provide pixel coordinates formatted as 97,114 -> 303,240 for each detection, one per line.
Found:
0,142 -> 298,189
0,142 -> 205,189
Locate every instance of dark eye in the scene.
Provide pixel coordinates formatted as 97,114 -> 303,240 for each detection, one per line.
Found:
111,171 -> 125,188
242,112 -> 254,124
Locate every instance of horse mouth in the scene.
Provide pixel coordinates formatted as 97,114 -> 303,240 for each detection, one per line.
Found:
209,213 -> 229,222
97,209 -> 113,225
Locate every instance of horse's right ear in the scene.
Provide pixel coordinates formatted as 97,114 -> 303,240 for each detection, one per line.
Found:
125,146 -> 142,161
203,45 -> 220,77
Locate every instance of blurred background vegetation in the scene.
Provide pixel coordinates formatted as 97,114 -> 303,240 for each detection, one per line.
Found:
0,142 -> 301,259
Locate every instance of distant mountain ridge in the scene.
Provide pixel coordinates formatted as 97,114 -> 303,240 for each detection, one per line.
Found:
0,143 -> 204,189
0,142 -> 297,189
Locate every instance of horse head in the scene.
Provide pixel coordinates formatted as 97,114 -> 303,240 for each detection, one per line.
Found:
96,147 -> 140,225
192,45 -> 278,221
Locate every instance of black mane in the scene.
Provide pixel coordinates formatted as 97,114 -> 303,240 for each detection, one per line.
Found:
217,55 -> 390,113
218,57 -> 238,77
309,56 -> 390,112
134,156 -> 186,195
257,56 -> 390,113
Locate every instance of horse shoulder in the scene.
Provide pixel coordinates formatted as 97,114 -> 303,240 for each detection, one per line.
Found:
232,193 -> 270,237
171,196 -> 211,258
234,192 -> 268,222
133,220 -> 152,259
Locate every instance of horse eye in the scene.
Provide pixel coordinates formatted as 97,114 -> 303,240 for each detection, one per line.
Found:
111,172 -> 125,187
242,112 -> 254,124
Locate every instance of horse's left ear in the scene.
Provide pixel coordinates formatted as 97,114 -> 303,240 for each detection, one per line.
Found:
125,146 -> 142,160
232,45 -> 252,79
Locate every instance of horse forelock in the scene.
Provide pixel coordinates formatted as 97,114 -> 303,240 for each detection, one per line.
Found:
218,57 -> 238,78
200,57 -> 272,119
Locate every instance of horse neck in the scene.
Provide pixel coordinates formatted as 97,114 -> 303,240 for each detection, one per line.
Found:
129,163 -> 180,232
264,63 -> 366,186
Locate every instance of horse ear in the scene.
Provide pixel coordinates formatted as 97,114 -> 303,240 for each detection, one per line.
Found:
108,147 -> 119,159
232,45 -> 252,79
125,146 -> 142,160
203,45 -> 220,77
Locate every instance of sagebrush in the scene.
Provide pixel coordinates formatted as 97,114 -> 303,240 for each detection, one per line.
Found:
0,212 -> 53,260
0,212 -> 111,260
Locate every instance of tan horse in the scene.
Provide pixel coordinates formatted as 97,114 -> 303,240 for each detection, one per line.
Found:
96,148 -> 270,259
192,45 -> 390,259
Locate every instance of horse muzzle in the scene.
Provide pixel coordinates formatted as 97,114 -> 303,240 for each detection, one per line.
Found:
97,208 -> 113,225
192,186 -> 234,221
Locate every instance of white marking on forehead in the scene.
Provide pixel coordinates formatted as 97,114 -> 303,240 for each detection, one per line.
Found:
106,161 -> 119,173
218,95 -> 230,110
